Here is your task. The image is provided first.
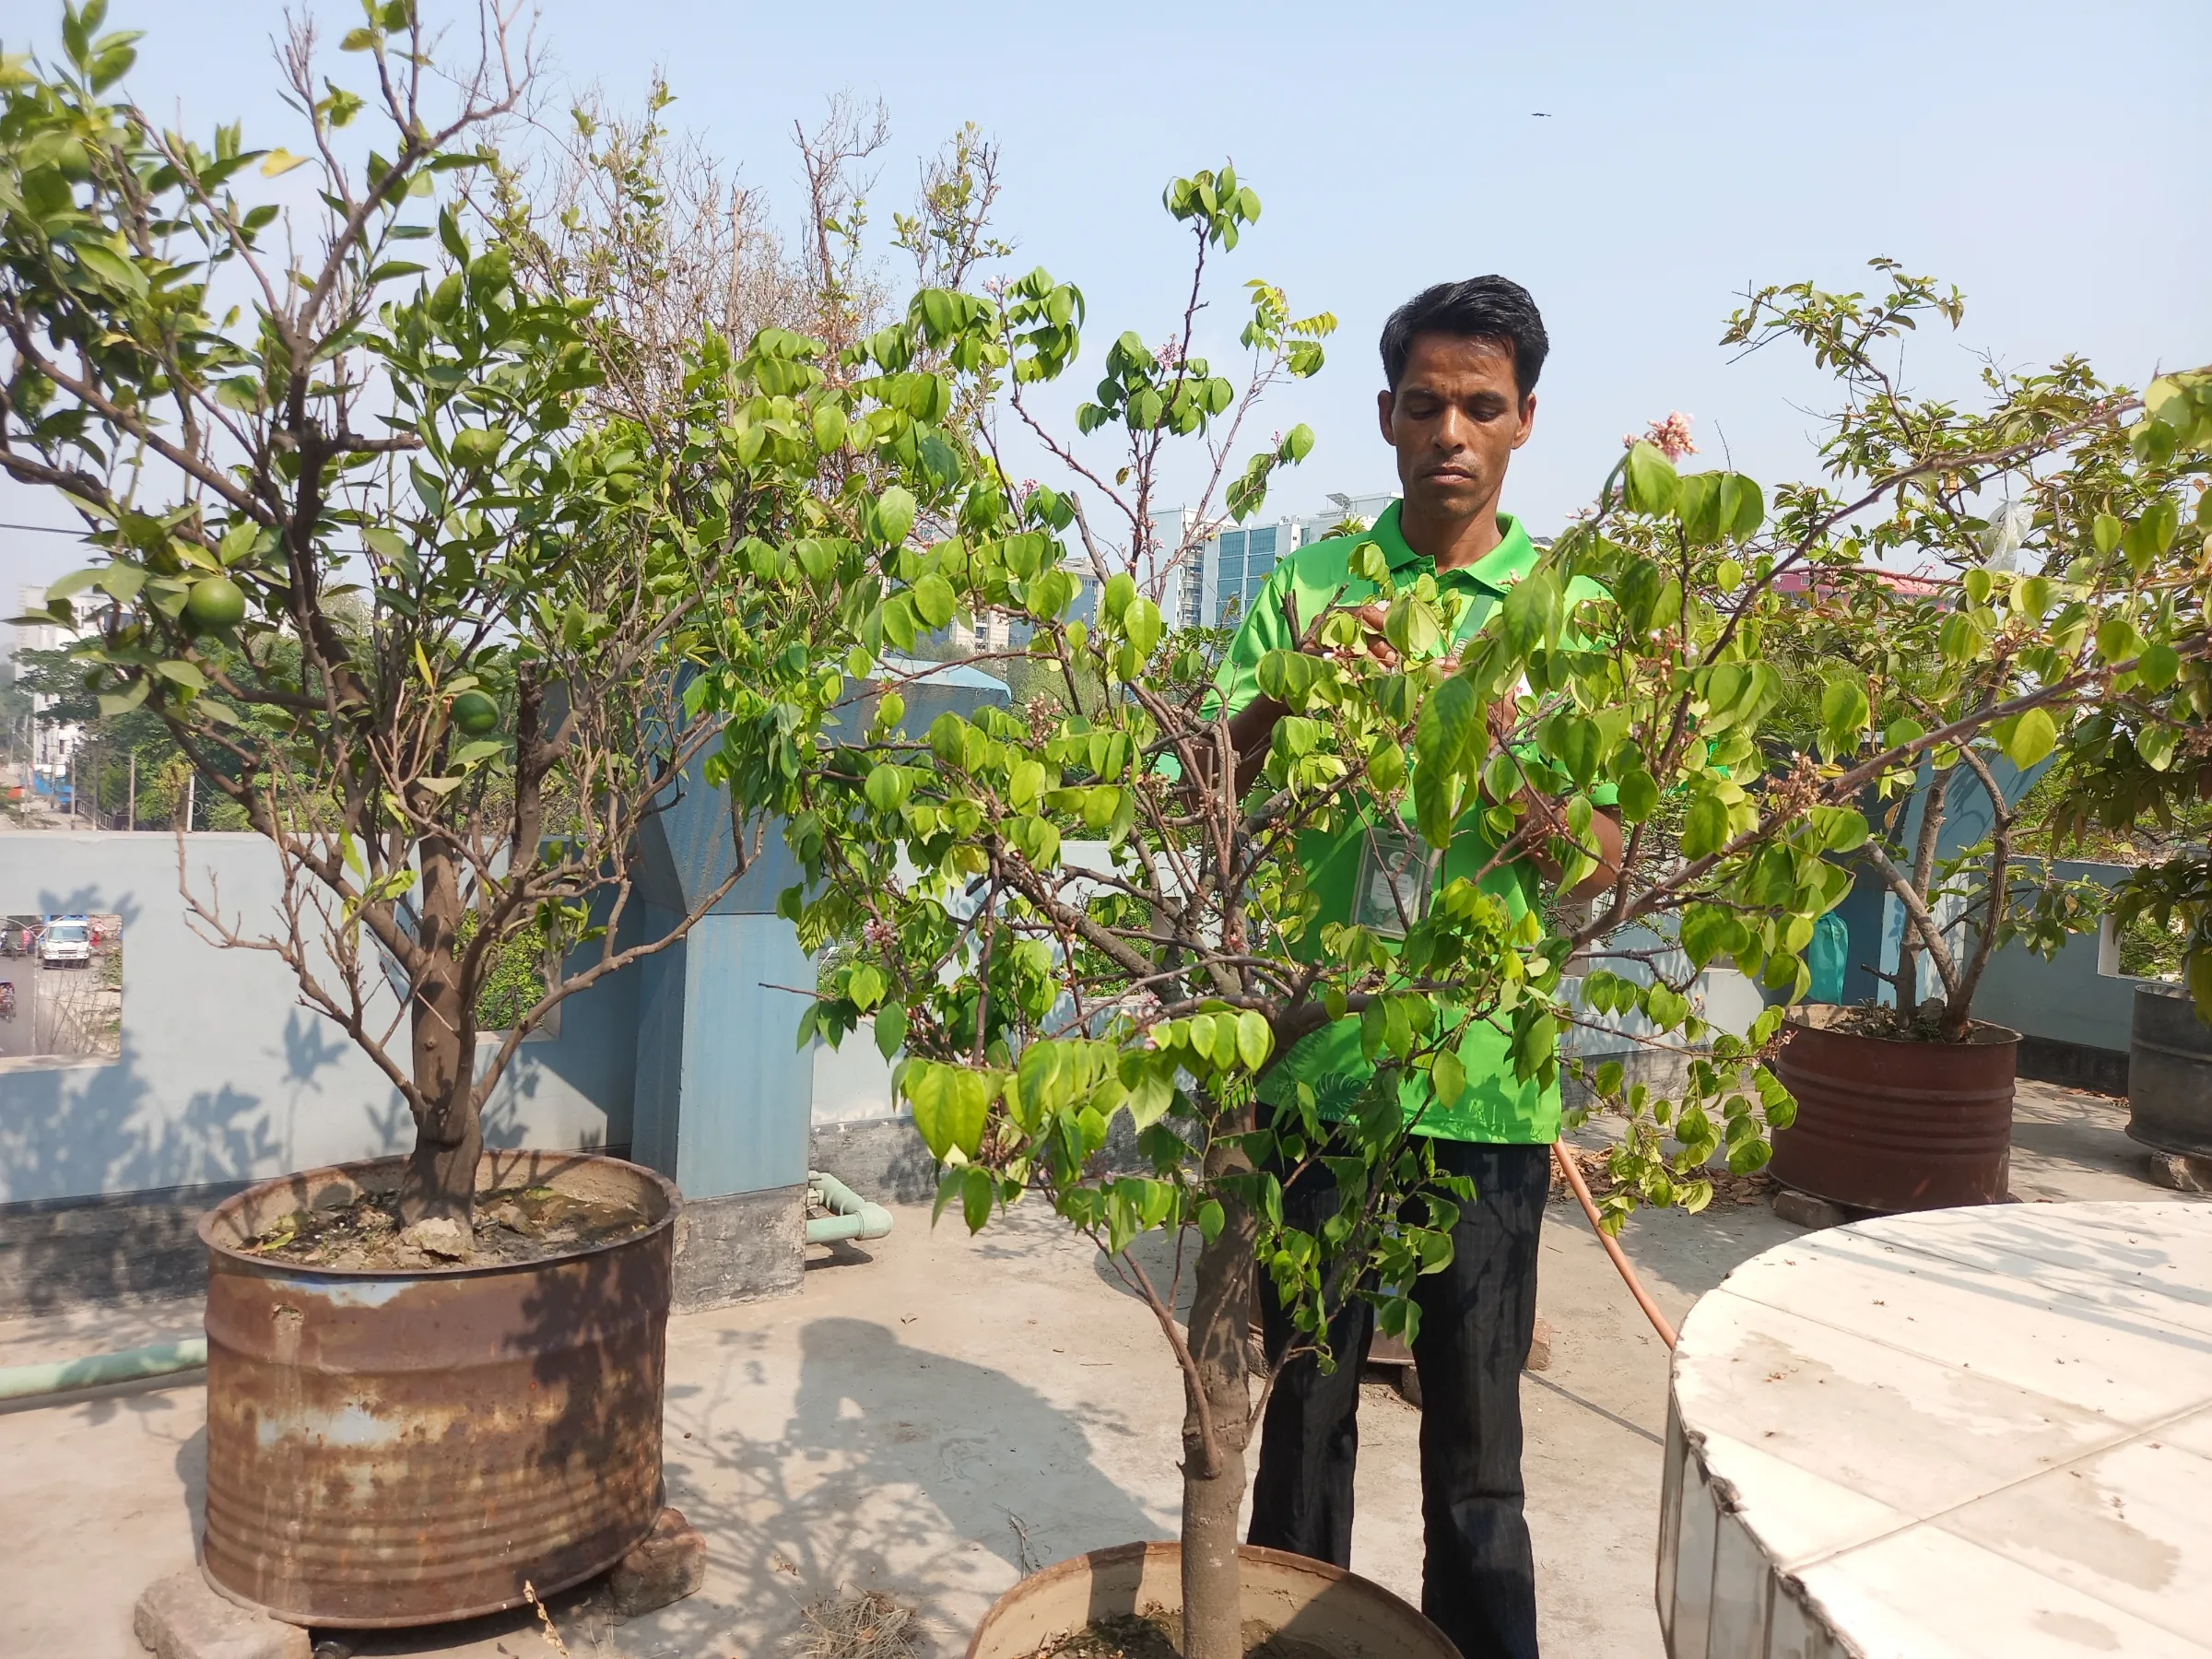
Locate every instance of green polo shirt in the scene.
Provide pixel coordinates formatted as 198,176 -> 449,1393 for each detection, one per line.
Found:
1218,500 -> 1599,1146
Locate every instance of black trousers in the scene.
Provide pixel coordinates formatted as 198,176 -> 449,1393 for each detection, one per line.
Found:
1248,1138 -> 1548,1659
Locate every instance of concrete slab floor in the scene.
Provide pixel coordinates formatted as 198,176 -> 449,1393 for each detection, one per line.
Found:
0,1080 -> 2194,1659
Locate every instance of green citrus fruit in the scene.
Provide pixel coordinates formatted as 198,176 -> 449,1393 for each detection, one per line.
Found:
451,690 -> 499,735
184,574 -> 246,631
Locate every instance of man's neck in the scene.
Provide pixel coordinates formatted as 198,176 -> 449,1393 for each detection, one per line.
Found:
1399,498 -> 1505,571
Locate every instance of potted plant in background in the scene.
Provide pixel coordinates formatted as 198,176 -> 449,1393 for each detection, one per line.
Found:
1,6 -> 772,1627
691,160 -> 2192,1649
2029,386 -> 2212,1171
1716,274 -> 2212,1213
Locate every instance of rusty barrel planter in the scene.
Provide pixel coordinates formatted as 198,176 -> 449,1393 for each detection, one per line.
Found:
1771,1006 -> 2018,1213
967,1541 -> 1458,1659
2128,982 -> 2212,1159
196,1149 -> 678,1629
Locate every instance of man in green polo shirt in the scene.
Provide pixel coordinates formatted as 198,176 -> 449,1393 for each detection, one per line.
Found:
1229,276 -> 1620,1659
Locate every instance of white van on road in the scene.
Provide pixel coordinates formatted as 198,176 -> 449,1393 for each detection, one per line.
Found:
39,917 -> 91,969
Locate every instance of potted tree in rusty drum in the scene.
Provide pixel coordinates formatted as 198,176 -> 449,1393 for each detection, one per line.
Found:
1,7 -> 766,1627
694,180 -> 2159,1653
1739,275 -> 2212,1211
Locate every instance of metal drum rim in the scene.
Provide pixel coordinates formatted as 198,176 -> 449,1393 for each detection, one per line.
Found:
194,1148 -> 682,1282
1782,1006 -> 2022,1052
196,1512 -> 659,1630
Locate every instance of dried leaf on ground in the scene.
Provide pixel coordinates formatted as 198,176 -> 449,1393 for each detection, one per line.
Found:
795,1589 -> 920,1659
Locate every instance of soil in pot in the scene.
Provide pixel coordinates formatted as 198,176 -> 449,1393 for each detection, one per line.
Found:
236,1180 -> 651,1269
968,1542 -> 1455,1659
1027,1611 -> 1333,1659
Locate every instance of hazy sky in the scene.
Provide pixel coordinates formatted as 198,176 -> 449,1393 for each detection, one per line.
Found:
5,0 -> 2208,610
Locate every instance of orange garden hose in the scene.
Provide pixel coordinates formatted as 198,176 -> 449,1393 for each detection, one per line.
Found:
1553,1142 -> 1678,1350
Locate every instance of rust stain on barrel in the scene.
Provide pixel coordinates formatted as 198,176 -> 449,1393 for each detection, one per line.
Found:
197,1150 -> 678,1629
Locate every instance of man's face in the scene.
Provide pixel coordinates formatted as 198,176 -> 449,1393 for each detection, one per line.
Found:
1377,333 -> 1535,522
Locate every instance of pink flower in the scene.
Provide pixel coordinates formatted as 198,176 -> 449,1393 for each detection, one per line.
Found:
862,918 -> 896,953
1624,412 -> 1698,463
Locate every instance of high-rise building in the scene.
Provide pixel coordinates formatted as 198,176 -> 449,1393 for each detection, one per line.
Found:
1158,492 -> 1401,629
10,582 -> 89,789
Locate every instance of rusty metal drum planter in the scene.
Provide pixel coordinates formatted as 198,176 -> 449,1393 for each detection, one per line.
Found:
196,1150 -> 678,1629
1770,1007 -> 2018,1213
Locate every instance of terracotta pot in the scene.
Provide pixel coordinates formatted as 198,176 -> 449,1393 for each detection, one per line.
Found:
966,1540 -> 1456,1659
196,1149 -> 678,1628
1771,1006 -> 2018,1212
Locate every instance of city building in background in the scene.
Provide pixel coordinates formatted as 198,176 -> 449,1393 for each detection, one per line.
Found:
10,582 -> 89,808
1160,491 -> 1399,629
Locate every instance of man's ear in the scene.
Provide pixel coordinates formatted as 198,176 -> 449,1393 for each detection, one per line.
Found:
1512,392 -> 1538,451
1376,387 -> 1395,445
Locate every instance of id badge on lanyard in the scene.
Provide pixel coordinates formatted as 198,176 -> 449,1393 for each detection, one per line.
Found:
1353,817 -> 1441,939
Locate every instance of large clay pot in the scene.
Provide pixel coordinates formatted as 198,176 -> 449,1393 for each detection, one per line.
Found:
1771,1006 -> 2018,1212
966,1540 -> 1456,1659
2128,982 -> 2212,1158
196,1149 -> 678,1628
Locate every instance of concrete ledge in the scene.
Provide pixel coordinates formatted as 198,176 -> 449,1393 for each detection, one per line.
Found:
1563,1043 -> 1700,1113
811,1116 -> 937,1206
671,1184 -> 805,1312
1,1146 -> 635,1318
0,1180 -> 241,1318
133,1570 -> 309,1659
2016,1033 -> 2129,1096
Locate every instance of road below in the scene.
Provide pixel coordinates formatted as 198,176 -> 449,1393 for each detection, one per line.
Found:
0,954 -> 118,1064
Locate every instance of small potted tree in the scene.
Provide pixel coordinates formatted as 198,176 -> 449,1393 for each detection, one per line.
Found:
1719,276 -> 2212,1211
2,6 -> 769,1627
693,175 -> 2190,1653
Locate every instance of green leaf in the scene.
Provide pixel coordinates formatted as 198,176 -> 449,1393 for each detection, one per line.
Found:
1679,792 -> 1730,861
1623,441 -> 1679,515
911,572 -> 956,629
1412,676 -> 1479,848
875,486 -> 917,546
961,1165 -> 994,1232
1548,714 -> 1601,788
874,1003 -> 908,1059
72,241 -> 147,296
1124,597 -> 1163,658
905,1061 -> 991,1160
2137,642 -> 2181,692
1124,1065 -> 1174,1131
98,678 -> 150,718
1499,570 -> 1557,654
2001,706 -> 2058,771
1678,905 -> 1743,970
1818,678 -> 1870,758
1431,1048 -> 1466,1107
1236,1009 -> 1273,1072
1616,769 -> 1659,822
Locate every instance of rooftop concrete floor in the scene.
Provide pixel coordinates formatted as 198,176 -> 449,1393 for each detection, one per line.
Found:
1,1081 -> 2195,1659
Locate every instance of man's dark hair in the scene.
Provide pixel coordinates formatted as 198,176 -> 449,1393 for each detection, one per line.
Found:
1380,276 -> 1548,399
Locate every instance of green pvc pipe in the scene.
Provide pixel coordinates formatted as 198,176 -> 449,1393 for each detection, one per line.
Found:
0,1337 -> 207,1403
806,1169 -> 894,1244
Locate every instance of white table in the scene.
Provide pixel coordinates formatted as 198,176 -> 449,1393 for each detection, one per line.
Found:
1659,1201 -> 2212,1658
